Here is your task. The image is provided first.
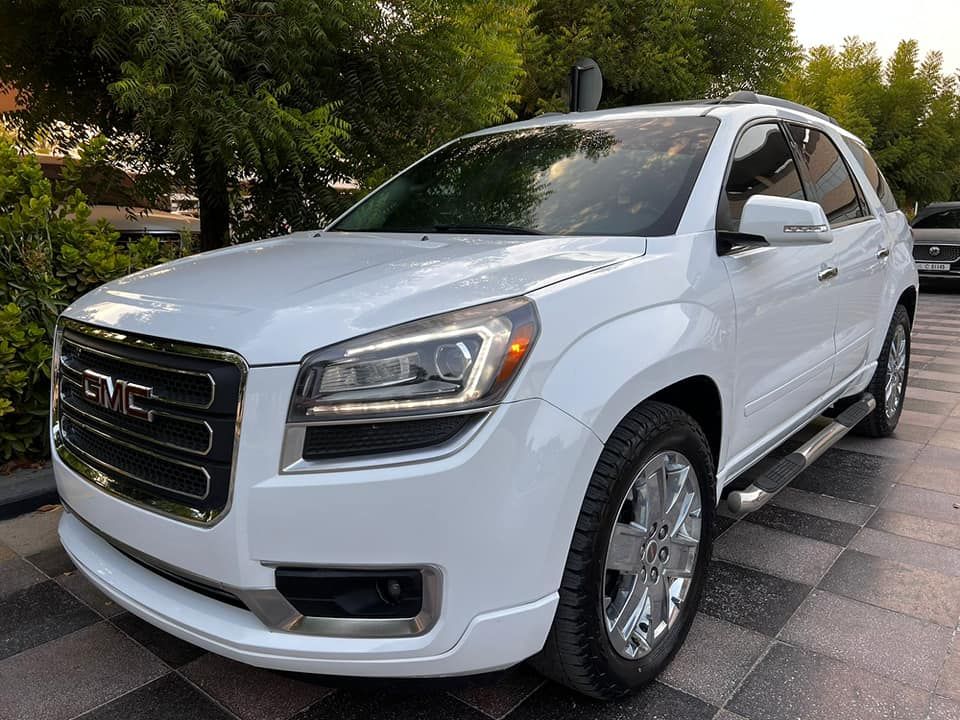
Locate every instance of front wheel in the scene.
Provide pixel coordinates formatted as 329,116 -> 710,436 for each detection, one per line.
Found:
857,304 -> 911,437
531,402 -> 715,699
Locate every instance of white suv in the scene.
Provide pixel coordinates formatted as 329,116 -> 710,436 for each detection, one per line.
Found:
52,93 -> 917,699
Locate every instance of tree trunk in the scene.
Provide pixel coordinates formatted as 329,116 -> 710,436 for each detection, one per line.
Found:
194,149 -> 230,252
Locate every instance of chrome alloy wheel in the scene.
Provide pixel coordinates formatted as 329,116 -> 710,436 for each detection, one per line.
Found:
602,451 -> 702,660
885,324 -> 908,419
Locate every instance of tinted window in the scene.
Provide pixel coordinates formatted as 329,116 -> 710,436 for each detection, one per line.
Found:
844,140 -> 897,213
721,123 -> 804,231
914,209 -> 960,229
331,117 -> 719,237
789,126 -> 867,224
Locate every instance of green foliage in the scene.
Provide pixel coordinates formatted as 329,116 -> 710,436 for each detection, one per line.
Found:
237,0 -> 533,241
517,0 -> 798,115
0,136 -> 182,460
2,0 -> 531,248
0,0 -> 124,149
694,0 -> 801,95
782,38 -> 960,206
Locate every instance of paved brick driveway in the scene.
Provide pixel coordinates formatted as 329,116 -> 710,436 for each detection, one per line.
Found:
2,291 -> 960,720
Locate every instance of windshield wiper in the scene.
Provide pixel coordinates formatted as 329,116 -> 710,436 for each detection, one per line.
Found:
431,224 -> 543,235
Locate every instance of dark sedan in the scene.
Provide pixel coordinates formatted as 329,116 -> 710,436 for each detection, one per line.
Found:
912,202 -> 960,280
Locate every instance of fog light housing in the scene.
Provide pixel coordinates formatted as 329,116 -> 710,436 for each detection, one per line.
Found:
275,568 -> 424,619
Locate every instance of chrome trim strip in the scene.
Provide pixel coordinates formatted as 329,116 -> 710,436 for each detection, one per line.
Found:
56,436 -> 222,524
64,502 -> 442,638
283,406 -> 492,427
60,415 -> 211,501
54,318 -> 248,526
60,389 -> 214,456
257,562 -> 443,638
60,339 -> 216,410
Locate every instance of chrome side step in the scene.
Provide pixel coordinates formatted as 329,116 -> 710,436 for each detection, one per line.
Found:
727,394 -> 876,515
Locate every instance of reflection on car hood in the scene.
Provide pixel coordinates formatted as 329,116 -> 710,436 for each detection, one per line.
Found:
63,231 -> 644,364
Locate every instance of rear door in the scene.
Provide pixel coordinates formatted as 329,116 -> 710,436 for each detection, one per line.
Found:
719,122 -> 838,459
787,125 -> 885,384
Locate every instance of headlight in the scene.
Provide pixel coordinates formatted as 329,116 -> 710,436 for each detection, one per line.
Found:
288,298 -> 539,421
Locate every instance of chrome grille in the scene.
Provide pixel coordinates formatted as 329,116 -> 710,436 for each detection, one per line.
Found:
54,320 -> 246,524
914,244 -> 960,263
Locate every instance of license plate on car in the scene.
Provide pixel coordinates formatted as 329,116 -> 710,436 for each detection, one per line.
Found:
916,262 -> 951,271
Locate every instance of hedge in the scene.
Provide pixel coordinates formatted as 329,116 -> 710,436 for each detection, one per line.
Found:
0,137 -> 186,461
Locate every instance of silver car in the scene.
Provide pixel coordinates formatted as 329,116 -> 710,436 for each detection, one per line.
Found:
912,202 -> 960,280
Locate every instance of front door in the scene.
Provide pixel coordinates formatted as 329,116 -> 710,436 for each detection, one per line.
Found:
719,122 -> 838,461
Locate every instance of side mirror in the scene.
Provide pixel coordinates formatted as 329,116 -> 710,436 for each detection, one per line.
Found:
738,195 -> 833,246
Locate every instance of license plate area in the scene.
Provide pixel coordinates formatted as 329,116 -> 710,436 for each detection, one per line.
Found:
916,262 -> 952,271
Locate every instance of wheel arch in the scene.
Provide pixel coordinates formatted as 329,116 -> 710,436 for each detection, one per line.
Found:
647,376 -> 723,468
898,285 -> 918,326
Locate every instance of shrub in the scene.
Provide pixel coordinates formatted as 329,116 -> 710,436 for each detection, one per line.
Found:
0,137 -> 184,461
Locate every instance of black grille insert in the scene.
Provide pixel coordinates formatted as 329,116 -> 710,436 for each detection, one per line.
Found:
61,339 -> 214,407
301,414 -> 479,460
914,245 -> 960,263
61,381 -> 213,454
61,416 -> 210,499
55,322 -> 244,522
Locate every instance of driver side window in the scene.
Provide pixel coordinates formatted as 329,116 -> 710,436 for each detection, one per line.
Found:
721,123 -> 805,232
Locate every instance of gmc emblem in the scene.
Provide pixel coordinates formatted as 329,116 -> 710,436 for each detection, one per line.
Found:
81,369 -> 154,422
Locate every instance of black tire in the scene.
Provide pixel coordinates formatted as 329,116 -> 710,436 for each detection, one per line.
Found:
530,401 -> 716,699
857,304 -> 911,437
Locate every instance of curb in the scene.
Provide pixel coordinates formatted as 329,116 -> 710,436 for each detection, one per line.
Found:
0,466 -> 59,521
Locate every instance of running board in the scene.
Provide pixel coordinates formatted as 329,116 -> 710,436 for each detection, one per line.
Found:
726,394 -> 876,515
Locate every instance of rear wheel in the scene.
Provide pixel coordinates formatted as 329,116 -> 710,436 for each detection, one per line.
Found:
858,304 -> 911,437
532,402 -> 715,699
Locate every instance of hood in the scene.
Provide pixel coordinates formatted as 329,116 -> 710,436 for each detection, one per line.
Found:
64,231 -> 643,364
912,227 -> 960,243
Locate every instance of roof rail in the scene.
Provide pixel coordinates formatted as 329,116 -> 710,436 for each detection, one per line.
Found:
721,91 -> 837,125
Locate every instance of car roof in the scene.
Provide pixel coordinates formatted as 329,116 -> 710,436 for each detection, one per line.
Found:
919,201 -> 960,210
464,97 -> 862,145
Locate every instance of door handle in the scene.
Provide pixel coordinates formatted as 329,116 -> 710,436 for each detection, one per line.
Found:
877,247 -> 890,260
818,266 -> 839,282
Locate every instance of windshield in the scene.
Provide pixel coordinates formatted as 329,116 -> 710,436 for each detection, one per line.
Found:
330,116 -> 719,237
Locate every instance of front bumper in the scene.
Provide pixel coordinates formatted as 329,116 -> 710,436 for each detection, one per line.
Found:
54,366 -> 603,676
913,247 -> 960,279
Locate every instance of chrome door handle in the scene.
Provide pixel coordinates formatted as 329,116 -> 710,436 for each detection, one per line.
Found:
877,247 -> 890,260
818,266 -> 839,282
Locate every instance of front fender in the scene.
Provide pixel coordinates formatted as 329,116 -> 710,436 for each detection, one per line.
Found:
540,303 -> 733,444
521,237 -> 737,469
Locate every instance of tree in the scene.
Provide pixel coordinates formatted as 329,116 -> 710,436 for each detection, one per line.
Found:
694,0 -> 800,95
0,135 -> 185,459
1,1 -> 530,249
238,0 -> 532,241
782,38 -> 960,207
516,0 -> 798,116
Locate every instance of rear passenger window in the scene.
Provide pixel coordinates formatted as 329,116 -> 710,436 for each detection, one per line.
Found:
789,125 -> 867,225
845,139 -> 898,213
721,123 -> 805,231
